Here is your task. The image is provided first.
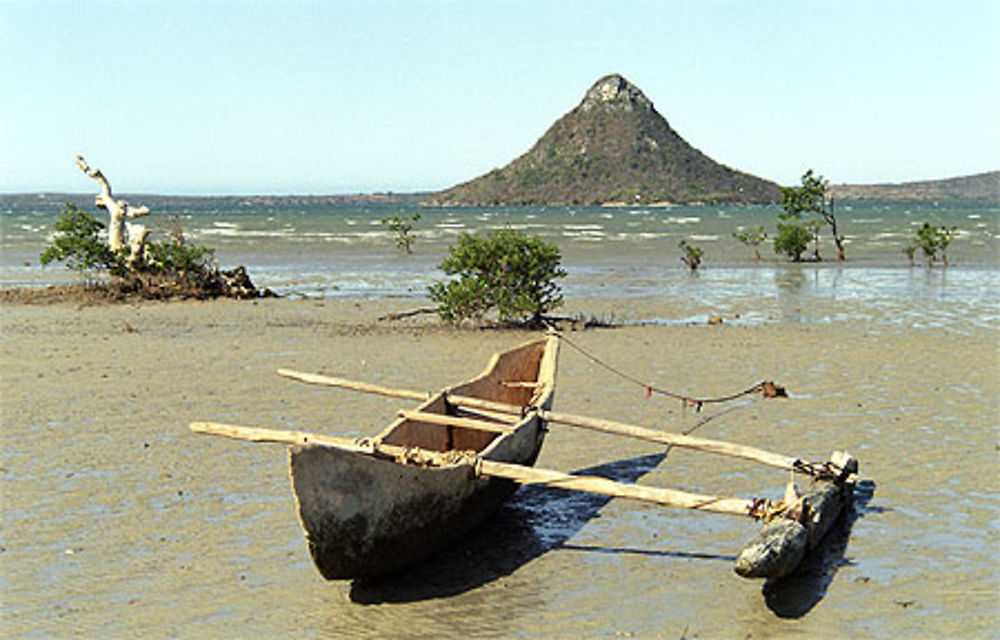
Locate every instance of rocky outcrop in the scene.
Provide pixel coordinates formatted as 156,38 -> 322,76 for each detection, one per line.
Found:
430,74 -> 781,206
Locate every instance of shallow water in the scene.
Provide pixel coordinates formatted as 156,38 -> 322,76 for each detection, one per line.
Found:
2,198 -> 997,286
1,300 -> 997,638
3,198 -> 998,339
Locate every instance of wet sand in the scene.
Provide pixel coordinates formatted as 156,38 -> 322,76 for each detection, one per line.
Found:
1,298 -> 997,638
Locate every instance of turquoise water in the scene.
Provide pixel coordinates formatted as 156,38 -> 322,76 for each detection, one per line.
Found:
2,197 -> 997,331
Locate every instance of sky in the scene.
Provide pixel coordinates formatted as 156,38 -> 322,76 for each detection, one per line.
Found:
1,1 -> 998,195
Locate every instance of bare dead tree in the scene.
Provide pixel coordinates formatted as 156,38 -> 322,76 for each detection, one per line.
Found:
75,155 -> 150,265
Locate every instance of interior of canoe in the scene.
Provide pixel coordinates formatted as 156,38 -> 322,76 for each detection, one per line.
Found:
378,338 -> 555,454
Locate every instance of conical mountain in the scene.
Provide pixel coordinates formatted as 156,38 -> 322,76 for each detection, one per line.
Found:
431,74 -> 780,206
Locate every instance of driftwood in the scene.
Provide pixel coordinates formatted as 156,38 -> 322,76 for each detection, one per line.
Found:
377,307 -> 438,321
734,451 -> 858,579
75,155 -> 150,262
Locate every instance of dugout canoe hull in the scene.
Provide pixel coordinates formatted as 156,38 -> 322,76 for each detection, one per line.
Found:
288,336 -> 559,580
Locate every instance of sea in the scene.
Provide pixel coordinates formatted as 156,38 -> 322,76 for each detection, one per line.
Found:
1,195 -> 997,332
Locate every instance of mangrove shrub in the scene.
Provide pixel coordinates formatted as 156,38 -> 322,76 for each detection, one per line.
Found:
909,222 -> 958,266
732,225 -> 768,261
678,239 -> 704,271
773,222 -> 813,262
428,229 -> 566,325
381,212 -> 421,254
40,203 -> 124,280
779,170 -> 846,261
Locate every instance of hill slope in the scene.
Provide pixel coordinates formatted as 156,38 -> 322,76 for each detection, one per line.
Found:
830,171 -> 1000,201
430,74 -> 780,206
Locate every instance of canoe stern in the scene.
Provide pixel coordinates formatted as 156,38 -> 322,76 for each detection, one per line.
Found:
289,443 -> 518,580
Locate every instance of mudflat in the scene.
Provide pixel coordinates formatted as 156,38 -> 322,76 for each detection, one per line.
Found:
1,298 -> 997,637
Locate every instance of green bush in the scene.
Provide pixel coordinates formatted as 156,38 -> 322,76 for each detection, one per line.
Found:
915,222 -> 939,265
936,225 -> 957,266
141,237 -> 215,275
39,203 -> 125,279
381,213 -> 421,254
910,222 -> 957,266
732,225 -> 768,261
779,169 -> 846,261
773,222 -> 812,262
428,229 -> 566,325
678,239 -> 704,270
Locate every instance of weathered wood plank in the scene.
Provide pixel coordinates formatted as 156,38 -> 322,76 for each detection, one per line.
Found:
479,459 -> 760,517
189,421 -> 455,463
396,410 -> 514,434
277,369 -> 430,402
537,409 -> 802,473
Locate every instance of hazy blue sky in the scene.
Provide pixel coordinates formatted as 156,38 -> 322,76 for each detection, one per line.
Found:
2,1 -> 997,194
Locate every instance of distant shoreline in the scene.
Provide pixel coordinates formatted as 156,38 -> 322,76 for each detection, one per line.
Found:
829,170 -> 999,202
0,191 -> 432,207
2,170 -> 998,205
1,194 -> 997,210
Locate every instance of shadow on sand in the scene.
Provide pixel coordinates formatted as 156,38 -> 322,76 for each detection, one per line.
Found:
761,479 -> 879,618
350,452 -> 734,604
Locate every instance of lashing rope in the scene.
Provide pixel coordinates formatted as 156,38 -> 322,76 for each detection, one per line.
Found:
556,333 -> 785,412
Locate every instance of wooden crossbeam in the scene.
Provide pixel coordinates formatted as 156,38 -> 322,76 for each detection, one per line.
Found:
396,410 -> 514,434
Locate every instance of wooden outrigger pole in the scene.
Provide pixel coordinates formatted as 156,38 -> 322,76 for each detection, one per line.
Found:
190,420 -> 772,518
276,369 -> 839,480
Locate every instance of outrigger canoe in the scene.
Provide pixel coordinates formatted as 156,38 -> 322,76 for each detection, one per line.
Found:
288,335 -> 558,580
192,332 -> 860,582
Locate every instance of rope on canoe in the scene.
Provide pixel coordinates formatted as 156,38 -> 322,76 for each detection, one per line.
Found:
554,332 -> 786,412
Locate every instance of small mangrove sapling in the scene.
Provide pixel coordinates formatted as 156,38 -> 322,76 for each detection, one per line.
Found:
678,239 -> 704,271
936,225 -> 957,266
381,213 -> 421,254
910,222 -> 957,266
732,226 -> 768,261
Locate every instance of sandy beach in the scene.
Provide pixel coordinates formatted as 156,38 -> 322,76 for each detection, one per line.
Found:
1,296 -> 997,638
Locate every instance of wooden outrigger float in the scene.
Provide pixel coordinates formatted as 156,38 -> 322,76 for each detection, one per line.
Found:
191,333 -> 859,582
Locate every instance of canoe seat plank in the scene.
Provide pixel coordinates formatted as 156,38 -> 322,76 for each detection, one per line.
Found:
396,410 -> 514,434
453,406 -> 522,424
